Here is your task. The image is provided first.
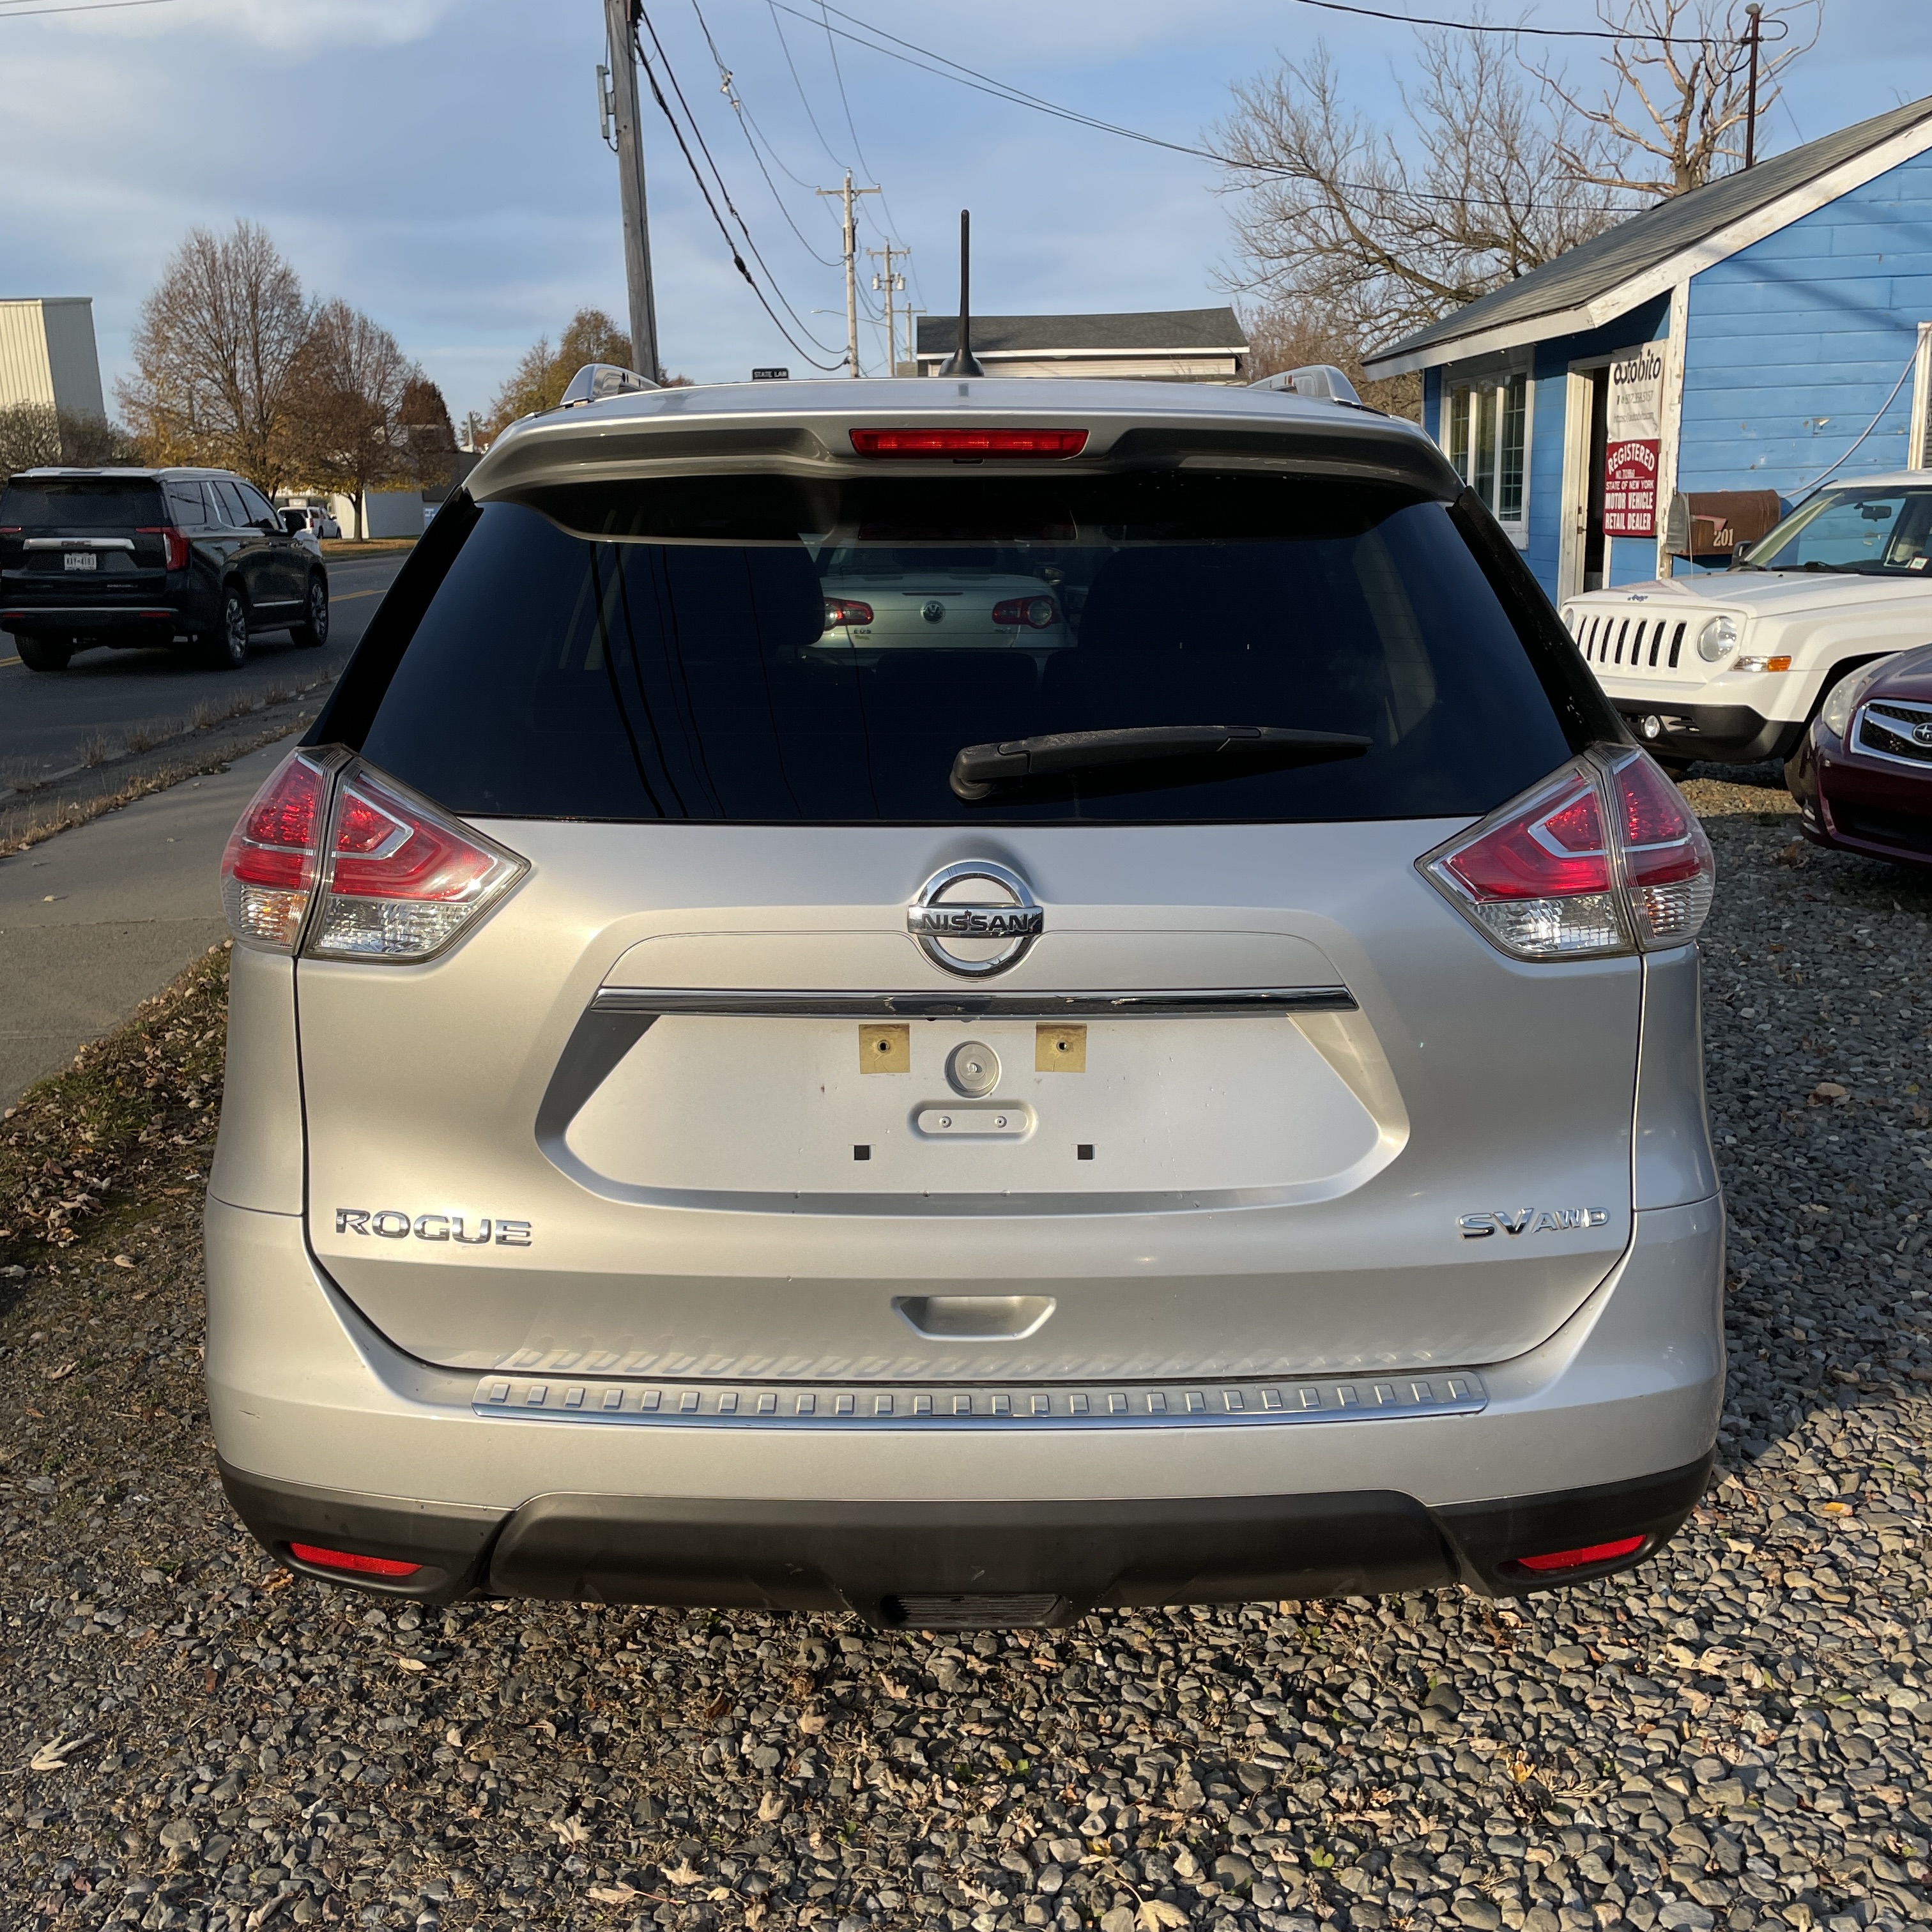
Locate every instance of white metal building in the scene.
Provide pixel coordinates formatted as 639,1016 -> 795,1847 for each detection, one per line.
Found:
0,298 -> 106,417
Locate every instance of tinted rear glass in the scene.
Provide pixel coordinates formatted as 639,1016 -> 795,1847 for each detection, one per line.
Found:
0,479 -> 165,528
334,472 -> 1582,824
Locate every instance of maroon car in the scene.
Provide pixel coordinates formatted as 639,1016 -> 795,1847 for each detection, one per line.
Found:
1790,641 -> 1932,868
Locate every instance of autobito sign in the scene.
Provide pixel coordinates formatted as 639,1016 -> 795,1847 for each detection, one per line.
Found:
1604,344 -> 1665,539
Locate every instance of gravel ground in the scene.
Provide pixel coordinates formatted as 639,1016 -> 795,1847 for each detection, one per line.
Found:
3,778 -> 1930,1932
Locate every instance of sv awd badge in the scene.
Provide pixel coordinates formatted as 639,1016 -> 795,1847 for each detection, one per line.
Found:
1459,1208 -> 1608,1239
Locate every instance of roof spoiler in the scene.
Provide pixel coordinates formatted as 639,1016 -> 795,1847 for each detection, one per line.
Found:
560,362 -> 658,407
1250,364 -> 1361,405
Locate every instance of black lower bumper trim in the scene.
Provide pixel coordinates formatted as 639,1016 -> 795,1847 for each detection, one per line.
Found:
219,1453 -> 1712,1620
1614,701 -> 1798,765
217,1459 -> 503,1606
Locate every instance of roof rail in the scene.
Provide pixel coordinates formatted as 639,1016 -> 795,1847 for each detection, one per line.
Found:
560,362 -> 658,407
1249,364 -> 1361,405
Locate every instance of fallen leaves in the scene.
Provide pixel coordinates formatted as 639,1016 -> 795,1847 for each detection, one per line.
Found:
586,1882 -> 637,1904
112,1254 -> 136,1269
395,1655 -> 427,1673
797,1711 -> 827,1735
663,1858 -> 703,1885
41,1359 -> 77,1381
1138,1903 -> 1190,1931
546,1814 -> 591,1846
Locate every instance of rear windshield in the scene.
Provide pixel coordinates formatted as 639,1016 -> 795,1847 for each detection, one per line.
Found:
327,471 -> 1591,825
0,478 -> 165,529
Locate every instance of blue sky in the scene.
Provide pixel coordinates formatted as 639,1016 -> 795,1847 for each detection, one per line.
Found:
1,0 -> 1926,425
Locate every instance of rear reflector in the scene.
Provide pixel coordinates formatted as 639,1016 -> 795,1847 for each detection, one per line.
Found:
1422,747 -> 1715,960
1508,1534 -> 1646,1574
850,427 -> 1088,458
288,1542 -> 421,1579
220,752 -> 526,962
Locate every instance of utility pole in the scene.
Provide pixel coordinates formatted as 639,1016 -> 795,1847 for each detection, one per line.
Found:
816,171 -> 879,376
602,0 -> 661,381
1742,3 -> 1763,169
868,244 -> 908,377
901,305 -> 924,376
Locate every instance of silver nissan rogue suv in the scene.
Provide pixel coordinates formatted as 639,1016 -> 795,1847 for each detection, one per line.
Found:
204,371 -> 1724,1628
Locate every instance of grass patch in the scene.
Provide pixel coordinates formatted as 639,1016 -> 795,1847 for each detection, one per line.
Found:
0,946 -> 230,1286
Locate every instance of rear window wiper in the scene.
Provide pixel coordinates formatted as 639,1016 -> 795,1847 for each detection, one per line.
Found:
951,724 -> 1372,801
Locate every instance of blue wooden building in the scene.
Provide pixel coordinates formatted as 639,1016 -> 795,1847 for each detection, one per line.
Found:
1363,96 -> 1932,601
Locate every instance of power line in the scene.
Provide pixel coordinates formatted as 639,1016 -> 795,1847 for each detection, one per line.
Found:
637,7 -> 843,355
688,0 -> 843,267
1285,0 -> 1788,44
765,0 -> 1650,215
0,0 -> 178,19
630,19 -> 845,369
765,0 -> 848,174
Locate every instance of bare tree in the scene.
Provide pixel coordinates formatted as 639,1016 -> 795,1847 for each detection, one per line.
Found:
1536,0 -> 1820,199
1,404 -> 144,480
116,222 -> 312,487
1216,33 -> 1624,351
0,403 -> 61,481
1241,303 -> 1423,420
284,301 -> 415,539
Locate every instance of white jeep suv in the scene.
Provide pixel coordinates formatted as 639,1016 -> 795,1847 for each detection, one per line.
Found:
1563,475 -> 1932,770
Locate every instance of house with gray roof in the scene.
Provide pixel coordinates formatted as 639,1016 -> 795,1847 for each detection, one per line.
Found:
1362,96 -> 1932,599
914,307 -> 1248,383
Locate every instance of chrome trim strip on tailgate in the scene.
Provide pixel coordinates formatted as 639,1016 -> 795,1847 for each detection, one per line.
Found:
473,1370 -> 1485,1428
590,986 -> 1358,1019
23,536 -> 137,551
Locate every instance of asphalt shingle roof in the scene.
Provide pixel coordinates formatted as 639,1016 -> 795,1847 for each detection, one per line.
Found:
916,307 -> 1248,356
1365,95 -> 1932,372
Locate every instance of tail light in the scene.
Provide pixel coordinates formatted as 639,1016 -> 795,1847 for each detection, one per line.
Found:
850,427 -> 1088,457
1608,748 -> 1716,945
1504,1534 -> 1646,1575
992,594 -> 1059,629
220,751 -> 527,962
220,753 -> 328,949
136,525 -> 191,570
1423,747 -> 1715,960
288,1542 -> 421,1579
823,596 -> 873,629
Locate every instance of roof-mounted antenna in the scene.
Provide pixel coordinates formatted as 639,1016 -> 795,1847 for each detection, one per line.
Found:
937,209 -> 985,378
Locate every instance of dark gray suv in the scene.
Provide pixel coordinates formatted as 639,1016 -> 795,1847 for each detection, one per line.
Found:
0,464 -> 328,671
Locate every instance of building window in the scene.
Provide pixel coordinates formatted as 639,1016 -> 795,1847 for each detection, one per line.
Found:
1445,370 -> 1529,536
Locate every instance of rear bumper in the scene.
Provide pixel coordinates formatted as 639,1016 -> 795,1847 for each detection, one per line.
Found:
220,1454 -> 1712,1623
204,1190 -> 1724,1614
1609,700 -> 1799,765
0,601 -> 188,640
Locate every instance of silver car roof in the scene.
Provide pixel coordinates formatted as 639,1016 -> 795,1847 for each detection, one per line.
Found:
465,376 -> 1455,501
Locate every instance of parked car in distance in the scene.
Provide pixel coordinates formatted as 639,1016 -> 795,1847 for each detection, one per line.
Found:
1561,474 -> 1932,775
816,555 -> 1071,652
206,370 -> 1724,1629
0,466 -> 329,671
282,504 -> 342,541
1788,639 -> 1932,869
